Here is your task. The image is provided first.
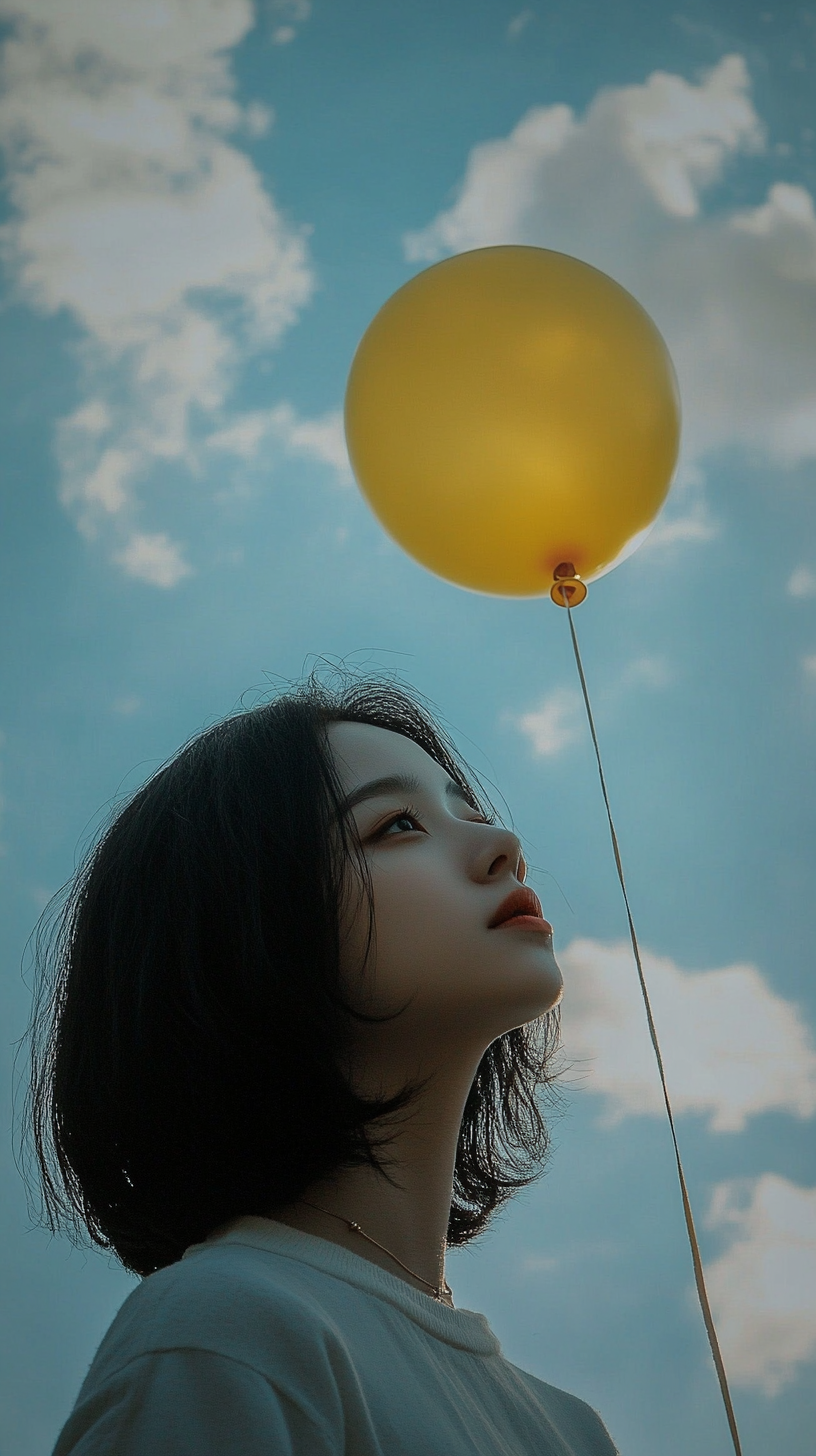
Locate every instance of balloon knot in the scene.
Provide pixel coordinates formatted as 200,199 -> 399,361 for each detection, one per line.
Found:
550,563 -> 588,607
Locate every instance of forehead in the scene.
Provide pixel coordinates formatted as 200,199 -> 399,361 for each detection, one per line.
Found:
327,721 -> 451,796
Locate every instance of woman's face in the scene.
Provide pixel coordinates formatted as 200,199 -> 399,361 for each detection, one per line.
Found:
329,721 -> 563,1056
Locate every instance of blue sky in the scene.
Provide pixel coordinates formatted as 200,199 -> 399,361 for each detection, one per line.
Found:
1,2 -> 815,1453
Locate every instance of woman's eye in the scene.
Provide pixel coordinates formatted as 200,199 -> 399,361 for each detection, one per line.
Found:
380,810 -> 424,837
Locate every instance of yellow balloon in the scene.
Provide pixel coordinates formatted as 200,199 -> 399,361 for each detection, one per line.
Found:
344,246 -> 680,597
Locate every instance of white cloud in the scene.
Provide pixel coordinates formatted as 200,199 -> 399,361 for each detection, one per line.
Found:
114,532 -> 193,589
403,55 -> 816,477
788,566 -> 816,598
404,55 -> 762,258
206,403 -> 352,482
522,1253 -> 559,1272
771,401 -> 816,465
111,695 -> 142,716
243,101 -> 274,138
559,938 -> 816,1132
206,412 -> 273,461
507,10 -> 534,41
0,0 -> 314,579
620,655 -> 672,688
706,1175 -> 816,1395
508,688 -> 583,757
271,404 -> 352,480
508,660 -> 670,759
638,463 -> 720,553
269,0 -> 311,45
30,884 -> 56,912
732,181 -> 816,277
803,653 -> 816,680
404,103 -> 577,261
616,56 -> 762,218
644,501 -> 719,548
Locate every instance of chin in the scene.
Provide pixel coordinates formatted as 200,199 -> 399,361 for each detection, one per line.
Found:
505,960 -> 564,1023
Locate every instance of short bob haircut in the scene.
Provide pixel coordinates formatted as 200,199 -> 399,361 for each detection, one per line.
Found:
24,673 -> 561,1278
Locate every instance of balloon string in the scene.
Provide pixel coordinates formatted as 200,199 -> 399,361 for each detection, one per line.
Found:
563,600 -> 743,1456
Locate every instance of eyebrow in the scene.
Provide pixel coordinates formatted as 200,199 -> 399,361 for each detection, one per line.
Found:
341,772 -> 471,814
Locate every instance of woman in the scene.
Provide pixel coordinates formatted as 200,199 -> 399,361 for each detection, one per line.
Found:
28,674 -> 619,1454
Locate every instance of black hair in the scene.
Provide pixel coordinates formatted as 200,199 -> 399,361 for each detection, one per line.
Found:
23,673 -> 561,1278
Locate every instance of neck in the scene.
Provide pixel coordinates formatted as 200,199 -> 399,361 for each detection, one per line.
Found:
273,1058 -> 477,1303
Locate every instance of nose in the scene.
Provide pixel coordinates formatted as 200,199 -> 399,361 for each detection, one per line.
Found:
471,823 -> 526,885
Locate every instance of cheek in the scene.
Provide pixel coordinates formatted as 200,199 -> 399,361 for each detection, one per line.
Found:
337,870 -> 376,984
369,864 -> 563,1024
374,857 -> 463,926
369,862 -> 471,979
336,862 -> 461,1003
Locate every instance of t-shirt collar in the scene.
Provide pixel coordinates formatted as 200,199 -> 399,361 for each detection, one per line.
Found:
183,1214 -> 501,1357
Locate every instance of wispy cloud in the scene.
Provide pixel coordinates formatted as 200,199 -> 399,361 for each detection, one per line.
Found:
507,10 -> 534,41
206,404 -> 352,482
646,500 -> 716,547
706,1175 -> 816,1395
803,653 -> 816,680
788,566 -> 816,599
521,1253 -> 559,1272
506,688 -> 583,758
113,532 -> 193,589
111,695 -> 142,717
620,655 -> 672,689
403,56 -> 816,480
645,506 -> 719,548
637,462 -> 719,555
269,0 -> 312,46
559,938 -> 816,1132
507,657 -> 670,759
0,0 -> 315,582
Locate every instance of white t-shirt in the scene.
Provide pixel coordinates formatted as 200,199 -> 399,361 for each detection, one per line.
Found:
53,1216 -> 619,1455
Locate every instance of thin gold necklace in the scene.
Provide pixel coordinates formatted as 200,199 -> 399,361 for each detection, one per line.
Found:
299,1200 -> 453,1304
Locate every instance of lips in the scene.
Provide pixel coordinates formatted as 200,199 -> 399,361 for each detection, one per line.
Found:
488,886 -> 552,933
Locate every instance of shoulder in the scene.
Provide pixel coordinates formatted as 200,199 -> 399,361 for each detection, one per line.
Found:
53,1347 -> 341,1456
511,1367 -> 620,1454
55,1245 -> 378,1455
88,1240 -> 352,1389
